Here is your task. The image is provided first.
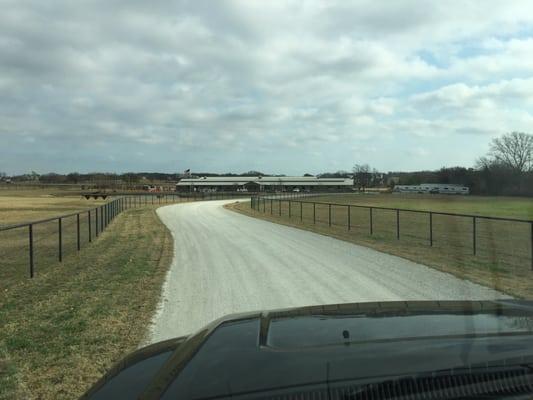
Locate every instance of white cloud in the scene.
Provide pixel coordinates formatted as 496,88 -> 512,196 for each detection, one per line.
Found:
1,1 -> 533,174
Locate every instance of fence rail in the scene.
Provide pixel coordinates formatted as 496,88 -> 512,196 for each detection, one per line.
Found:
1,192 -> 247,280
250,194 -> 533,270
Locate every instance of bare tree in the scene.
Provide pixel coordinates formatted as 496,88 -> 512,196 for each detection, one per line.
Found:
353,164 -> 371,190
488,132 -> 533,172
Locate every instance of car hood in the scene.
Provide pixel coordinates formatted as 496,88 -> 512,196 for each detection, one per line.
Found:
83,300 -> 533,399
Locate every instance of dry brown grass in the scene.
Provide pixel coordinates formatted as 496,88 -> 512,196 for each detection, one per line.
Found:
0,206 -> 173,399
228,199 -> 533,299
1,195 -> 108,288
0,189 -> 105,225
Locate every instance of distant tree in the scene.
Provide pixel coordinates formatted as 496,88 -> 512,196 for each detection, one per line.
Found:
120,173 -> 140,184
39,173 -> 66,183
473,132 -> 533,195
352,164 -> 371,190
66,172 -> 81,183
241,170 -> 265,176
486,132 -> 533,172
303,173 -> 314,177
318,170 -> 351,178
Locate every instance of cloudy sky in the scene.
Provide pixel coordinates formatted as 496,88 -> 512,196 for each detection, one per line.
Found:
2,1 -> 533,175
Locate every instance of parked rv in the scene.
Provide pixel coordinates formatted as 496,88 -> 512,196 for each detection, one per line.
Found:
393,183 -> 469,195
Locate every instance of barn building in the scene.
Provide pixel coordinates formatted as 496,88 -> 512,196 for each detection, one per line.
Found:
175,176 -> 354,192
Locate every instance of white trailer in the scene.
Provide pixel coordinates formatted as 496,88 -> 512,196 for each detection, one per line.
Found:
393,183 -> 469,195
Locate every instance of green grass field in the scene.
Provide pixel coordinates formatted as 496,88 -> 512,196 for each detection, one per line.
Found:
0,206 -> 173,399
311,193 -> 533,219
230,193 -> 533,299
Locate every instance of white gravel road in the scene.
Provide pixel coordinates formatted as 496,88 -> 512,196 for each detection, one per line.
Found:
149,200 -> 509,343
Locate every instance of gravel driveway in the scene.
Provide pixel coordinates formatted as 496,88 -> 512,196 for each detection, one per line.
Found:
149,199 -> 508,342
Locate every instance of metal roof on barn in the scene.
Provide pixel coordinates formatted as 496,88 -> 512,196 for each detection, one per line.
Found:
176,176 -> 353,186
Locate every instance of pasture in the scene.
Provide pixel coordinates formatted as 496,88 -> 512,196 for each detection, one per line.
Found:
311,193 -> 533,220
0,188 -> 105,225
0,189 -> 107,287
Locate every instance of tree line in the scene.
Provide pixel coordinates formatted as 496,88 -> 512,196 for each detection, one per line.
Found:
390,132 -> 532,196
319,132 -> 533,196
2,132 -> 531,196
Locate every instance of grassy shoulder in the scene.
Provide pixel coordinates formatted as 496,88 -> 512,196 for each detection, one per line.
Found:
0,206 -> 173,399
227,201 -> 533,300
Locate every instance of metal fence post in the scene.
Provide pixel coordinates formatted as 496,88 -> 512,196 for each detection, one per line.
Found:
347,205 -> 351,230
429,212 -> 433,247
77,213 -> 81,251
531,222 -> 533,271
472,216 -> 477,255
271,199 -> 273,215
279,200 -> 281,216
58,218 -> 62,262
313,202 -> 316,224
95,208 -> 99,236
369,207 -> 373,235
300,202 -> 303,221
396,209 -> 400,240
29,224 -> 34,278
289,201 -> 291,218
88,210 -> 92,242
328,204 -> 331,227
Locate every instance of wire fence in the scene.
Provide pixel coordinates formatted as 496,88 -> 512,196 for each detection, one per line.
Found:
250,194 -> 533,271
0,192 -> 247,284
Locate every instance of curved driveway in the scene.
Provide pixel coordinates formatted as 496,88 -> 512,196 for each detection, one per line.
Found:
150,200 -> 508,342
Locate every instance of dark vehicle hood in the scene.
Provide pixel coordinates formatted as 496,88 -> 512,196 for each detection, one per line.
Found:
83,300 -> 533,399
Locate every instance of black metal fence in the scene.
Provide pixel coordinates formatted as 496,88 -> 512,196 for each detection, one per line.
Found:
0,192 -> 246,281
250,194 -> 533,270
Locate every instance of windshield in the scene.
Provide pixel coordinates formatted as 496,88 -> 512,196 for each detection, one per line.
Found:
1,2 -> 532,399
